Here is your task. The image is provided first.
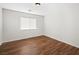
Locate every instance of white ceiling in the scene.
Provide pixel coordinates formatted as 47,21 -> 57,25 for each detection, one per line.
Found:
0,3 -> 47,15
0,3 -> 79,16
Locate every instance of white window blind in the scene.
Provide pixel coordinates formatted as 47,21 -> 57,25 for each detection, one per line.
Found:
20,17 -> 36,30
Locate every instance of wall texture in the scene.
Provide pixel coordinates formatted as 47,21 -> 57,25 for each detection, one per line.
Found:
44,4 -> 79,48
3,9 -> 44,42
0,7 -> 2,45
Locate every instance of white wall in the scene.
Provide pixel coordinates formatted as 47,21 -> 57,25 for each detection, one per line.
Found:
3,9 -> 44,42
44,3 -> 79,48
0,7 -> 2,45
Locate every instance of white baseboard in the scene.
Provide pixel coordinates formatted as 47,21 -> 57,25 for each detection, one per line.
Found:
3,35 -> 43,43
2,34 -> 79,48
44,34 -> 79,48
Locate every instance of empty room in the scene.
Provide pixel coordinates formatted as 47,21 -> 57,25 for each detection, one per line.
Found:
0,3 -> 79,55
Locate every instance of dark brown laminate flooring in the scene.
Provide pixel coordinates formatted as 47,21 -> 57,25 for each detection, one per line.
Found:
0,35 -> 79,55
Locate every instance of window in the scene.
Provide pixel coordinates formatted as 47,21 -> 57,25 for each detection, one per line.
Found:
20,17 -> 37,30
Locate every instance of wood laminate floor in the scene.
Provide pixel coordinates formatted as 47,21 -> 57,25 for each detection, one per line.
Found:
0,35 -> 79,55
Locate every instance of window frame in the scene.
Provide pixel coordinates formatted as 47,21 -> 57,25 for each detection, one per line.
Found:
20,17 -> 37,30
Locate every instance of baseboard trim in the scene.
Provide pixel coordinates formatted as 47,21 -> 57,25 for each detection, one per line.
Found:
44,34 -> 79,48
2,35 -> 45,44
2,34 -> 79,48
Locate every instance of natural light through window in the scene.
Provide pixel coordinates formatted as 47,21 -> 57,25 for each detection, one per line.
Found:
20,17 -> 37,30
